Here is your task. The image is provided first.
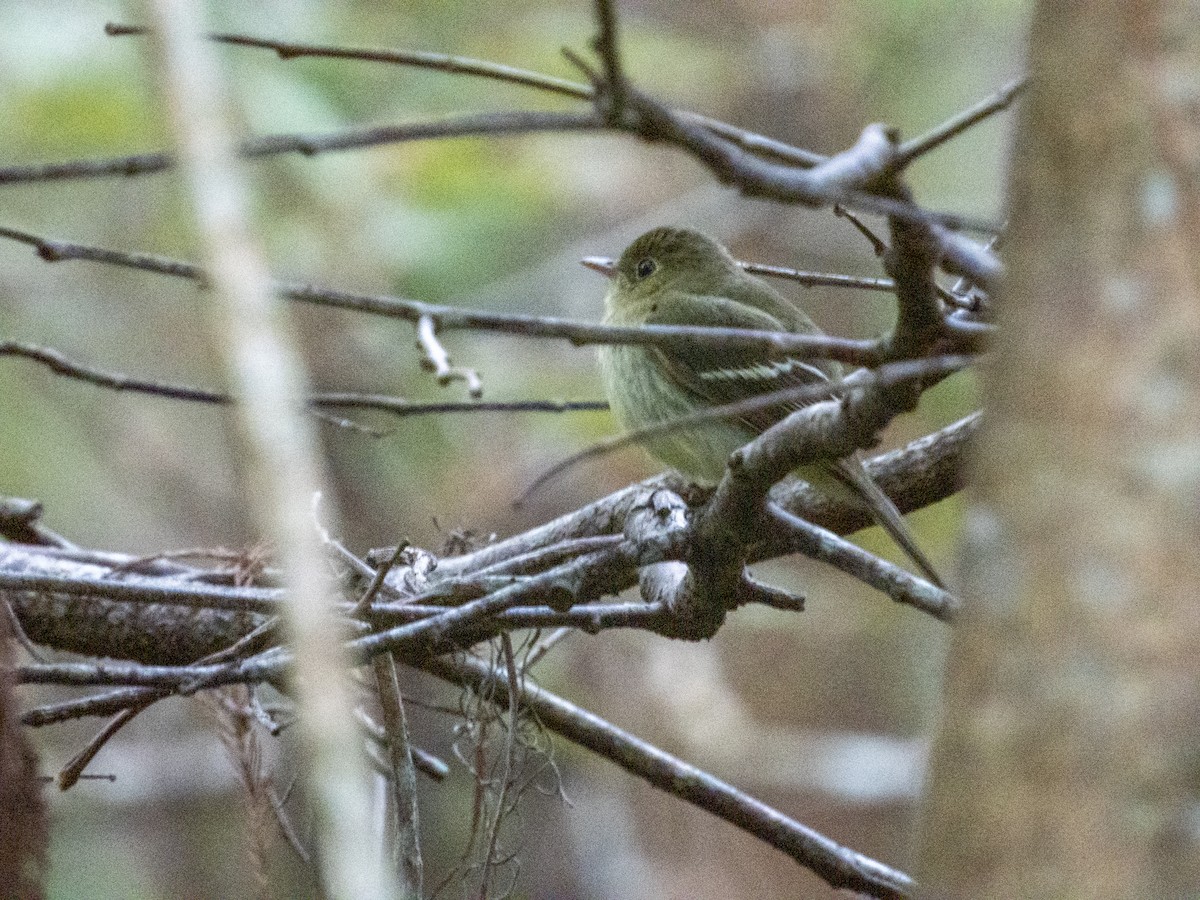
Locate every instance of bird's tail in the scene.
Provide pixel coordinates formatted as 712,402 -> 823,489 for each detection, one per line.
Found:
828,458 -> 945,589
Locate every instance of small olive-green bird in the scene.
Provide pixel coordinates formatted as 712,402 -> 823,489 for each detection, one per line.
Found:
585,226 -> 943,587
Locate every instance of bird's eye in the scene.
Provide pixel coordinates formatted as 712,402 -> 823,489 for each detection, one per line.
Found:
635,257 -> 657,280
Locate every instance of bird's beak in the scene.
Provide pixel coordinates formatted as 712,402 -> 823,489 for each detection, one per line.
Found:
580,256 -> 616,278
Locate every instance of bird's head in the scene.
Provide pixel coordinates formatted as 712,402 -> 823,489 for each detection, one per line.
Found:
582,227 -> 740,309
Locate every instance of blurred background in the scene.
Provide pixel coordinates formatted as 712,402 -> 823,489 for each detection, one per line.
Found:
0,1 -> 1024,897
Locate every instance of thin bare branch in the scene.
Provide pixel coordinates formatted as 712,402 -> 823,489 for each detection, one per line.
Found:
766,503 -> 957,621
0,225 -> 882,364
1,340 -> 229,403
22,613 -> 277,729
520,627 -> 573,671
741,262 -> 894,291
0,339 -> 607,419
834,204 -> 889,256
356,708 -> 450,782
313,394 -> 608,417
268,785 -> 313,865
0,569 -> 282,615
0,111 -> 603,185
3,596 -> 47,661
106,22 -> 593,100
896,77 -> 1027,167
419,652 -> 915,900
22,689 -> 150,727
590,0 -> 627,115
577,253 -> 895,292
104,21 -> 827,169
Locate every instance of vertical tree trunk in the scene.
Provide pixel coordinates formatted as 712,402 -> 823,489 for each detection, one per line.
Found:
0,615 -> 47,900
918,1 -> 1200,896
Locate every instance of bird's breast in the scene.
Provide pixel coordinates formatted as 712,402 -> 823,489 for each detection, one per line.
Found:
597,343 -> 752,484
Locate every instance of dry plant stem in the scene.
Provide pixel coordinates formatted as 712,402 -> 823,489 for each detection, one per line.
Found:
477,635 -> 520,899
420,652 -> 914,900
269,785 -> 313,865
372,654 -> 423,896
145,5 -> 396,899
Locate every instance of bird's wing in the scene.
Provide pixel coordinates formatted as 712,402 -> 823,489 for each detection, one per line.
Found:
644,291 -> 835,434
647,291 -> 945,587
